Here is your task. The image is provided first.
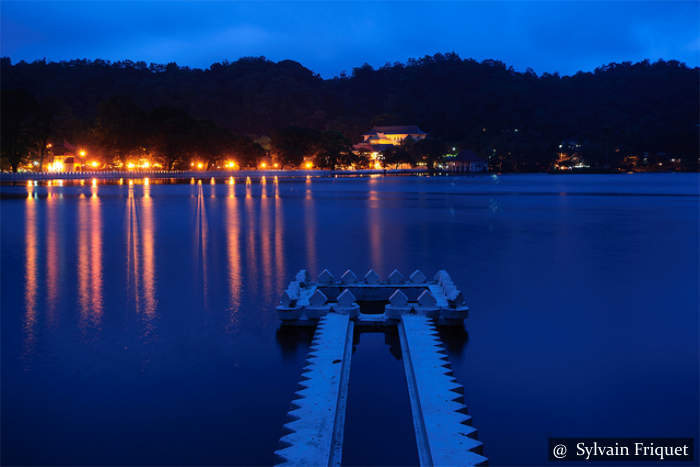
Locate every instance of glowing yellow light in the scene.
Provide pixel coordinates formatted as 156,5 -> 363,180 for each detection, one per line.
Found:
90,161 -> 99,168
46,143 -> 53,149
118,178 -> 124,185
190,178 -> 195,184
305,162 -> 313,169
273,162 -> 279,168
210,177 -> 215,185
142,161 -> 150,169
197,162 -> 203,169
127,162 -> 135,169
144,177 -> 150,185
260,162 -> 267,169
32,161 -> 39,166
79,150 -> 87,157
228,176 -> 234,185
374,162 -> 382,169
128,179 -> 134,186
190,162 -> 195,167
91,178 -> 97,187
26,180 -> 32,188
48,161 -> 65,172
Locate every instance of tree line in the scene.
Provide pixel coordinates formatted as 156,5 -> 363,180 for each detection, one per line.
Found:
1,54 -> 698,171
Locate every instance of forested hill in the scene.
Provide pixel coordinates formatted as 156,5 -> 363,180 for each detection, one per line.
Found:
1,53 -> 698,168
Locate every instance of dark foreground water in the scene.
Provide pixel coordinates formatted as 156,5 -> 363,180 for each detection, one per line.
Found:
2,174 -> 698,465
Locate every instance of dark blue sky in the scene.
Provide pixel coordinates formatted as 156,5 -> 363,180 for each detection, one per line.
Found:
2,1 -> 698,77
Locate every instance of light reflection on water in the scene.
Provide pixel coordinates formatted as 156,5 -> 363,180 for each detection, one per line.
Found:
46,185 -> 59,324
194,180 -> 209,305
304,176 -> 317,275
23,189 -> 37,356
142,181 -> 156,321
2,174 -> 698,465
368,177 -> 382,273
226,181 -> 241,331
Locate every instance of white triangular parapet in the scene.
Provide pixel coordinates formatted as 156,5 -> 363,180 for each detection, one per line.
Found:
409,269 -> 427,284
445,289 -> 464,307
433,270 -> 453,285
295,269 -> 311,286
340,269 -> 357,284
364,269 -> 380,284
280,290 -> 293,307
318,269 -> 335,284
389,289 -> 409,307
337,289 -> 356,307
388,268 -> 405,284
417,290 -> 437,307
443,283 -> 459,298
309,289 -> 328,307
287,281 -> 301,298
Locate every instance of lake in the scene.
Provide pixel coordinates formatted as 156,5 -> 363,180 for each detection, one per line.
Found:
2,173 -> 698,465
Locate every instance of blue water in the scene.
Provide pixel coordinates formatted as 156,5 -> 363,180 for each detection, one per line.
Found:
1,174 -> 698,465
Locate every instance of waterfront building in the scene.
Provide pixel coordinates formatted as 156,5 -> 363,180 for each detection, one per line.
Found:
353,125 -> 427,167
443,150 -> 488,172
46,144 -> 82,172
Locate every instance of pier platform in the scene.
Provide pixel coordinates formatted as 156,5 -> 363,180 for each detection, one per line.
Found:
275,269 -> 486,466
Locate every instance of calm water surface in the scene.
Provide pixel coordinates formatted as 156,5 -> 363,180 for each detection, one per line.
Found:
2,174 -> 698,465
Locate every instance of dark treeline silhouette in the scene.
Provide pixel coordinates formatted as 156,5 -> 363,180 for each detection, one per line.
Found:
1,53 -> 698,171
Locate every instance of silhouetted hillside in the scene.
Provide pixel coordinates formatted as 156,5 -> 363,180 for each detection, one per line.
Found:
1,53 -> 697,170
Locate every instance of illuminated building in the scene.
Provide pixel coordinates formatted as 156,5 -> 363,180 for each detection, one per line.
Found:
46,144 -> 82,172
353,125 -> 427,166
360,125 -> 427,146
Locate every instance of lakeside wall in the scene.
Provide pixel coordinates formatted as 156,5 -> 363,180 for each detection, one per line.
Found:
0,168 -> 430,181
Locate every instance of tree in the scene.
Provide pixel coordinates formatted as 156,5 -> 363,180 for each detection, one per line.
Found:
1,89 -> 39,172
230,135 -> 266,167
314,131 -> 355,169
414,136 -> 448,169
147,107 -> 198,169
271,126 -> 317,167
195,121 -> 232,168
382,145 -> 412,169
93,96 -> 145,164
33,97 -> 59,170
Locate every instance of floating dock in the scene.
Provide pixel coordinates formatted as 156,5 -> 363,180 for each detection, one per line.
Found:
275,269 -> 486,466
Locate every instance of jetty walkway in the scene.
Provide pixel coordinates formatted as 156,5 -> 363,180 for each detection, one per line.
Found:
275,269 -> 486,466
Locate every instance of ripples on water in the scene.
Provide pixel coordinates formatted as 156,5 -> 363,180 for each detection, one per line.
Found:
1,174 -> 698,465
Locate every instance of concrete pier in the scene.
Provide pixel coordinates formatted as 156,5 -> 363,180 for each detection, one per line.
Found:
275,313 -> 354,466
399,314 -> 486,466
276,268 -> 486,466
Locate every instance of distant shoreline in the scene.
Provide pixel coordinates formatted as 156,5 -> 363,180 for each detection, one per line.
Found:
0,168 -> 694,182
